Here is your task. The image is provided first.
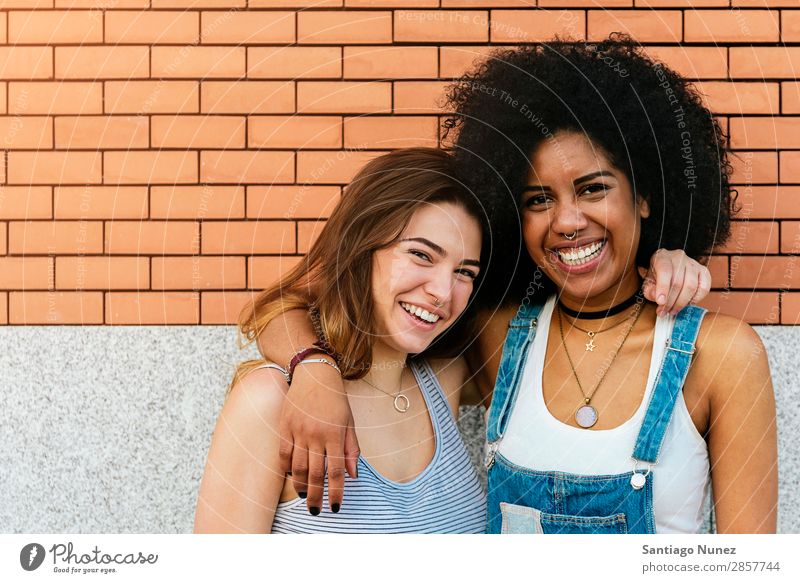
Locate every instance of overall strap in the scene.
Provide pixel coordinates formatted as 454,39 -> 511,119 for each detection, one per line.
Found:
486,299 -> 545,443
632,305 -> 707,464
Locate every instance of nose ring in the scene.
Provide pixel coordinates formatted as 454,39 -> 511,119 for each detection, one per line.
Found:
564,231 -> 577,240
432,296 -> 443,308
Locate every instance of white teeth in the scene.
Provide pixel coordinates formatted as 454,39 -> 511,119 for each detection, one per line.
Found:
401,302 -> 440,323
556,241 -> 605,266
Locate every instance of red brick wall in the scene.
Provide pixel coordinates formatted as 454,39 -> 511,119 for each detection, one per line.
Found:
0,1 -> 796,325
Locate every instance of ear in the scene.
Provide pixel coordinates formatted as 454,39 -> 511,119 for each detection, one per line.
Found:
637,194 -> 650,219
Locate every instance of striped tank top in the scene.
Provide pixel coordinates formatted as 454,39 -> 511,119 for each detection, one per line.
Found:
271,359 -> 487,533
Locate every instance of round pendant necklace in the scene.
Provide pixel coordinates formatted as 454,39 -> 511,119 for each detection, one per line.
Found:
557,301 -> 644,428
361,375 -> 410,413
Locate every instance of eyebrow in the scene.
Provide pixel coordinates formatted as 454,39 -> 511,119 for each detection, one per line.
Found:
399,237 -> 481,268
522,170 -> 617,192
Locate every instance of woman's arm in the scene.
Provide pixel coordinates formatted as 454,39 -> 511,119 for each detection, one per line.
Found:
257,309 -> 358,515
696,315 -> 778,533
194,367 -> 290,533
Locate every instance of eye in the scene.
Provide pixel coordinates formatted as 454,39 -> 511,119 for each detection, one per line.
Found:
580,183 -> 609,196
455,268 -> 478,280
409,249 -> 432,262
523,193 -> 551,209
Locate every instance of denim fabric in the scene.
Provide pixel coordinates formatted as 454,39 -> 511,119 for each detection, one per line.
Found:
485,300 -> 706,534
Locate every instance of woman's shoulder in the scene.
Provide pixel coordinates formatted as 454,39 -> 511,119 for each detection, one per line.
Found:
225,362 -> 290,422
691,310 -> 769,384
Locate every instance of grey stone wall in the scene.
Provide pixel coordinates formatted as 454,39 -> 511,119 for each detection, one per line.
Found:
0,326 -> 795,533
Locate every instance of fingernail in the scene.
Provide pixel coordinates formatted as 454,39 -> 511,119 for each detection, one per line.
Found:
286,472 -> 292,477
309,507 -> 320,516
332,503 -> 340,514
298,491 -> 307,499
657,294 -> 666,304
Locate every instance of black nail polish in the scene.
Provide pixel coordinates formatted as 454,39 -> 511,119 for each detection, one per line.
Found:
286,472 -> 292,476
332,503 -> 340,514
309,507 -> 320,516
298,491 -> 307,499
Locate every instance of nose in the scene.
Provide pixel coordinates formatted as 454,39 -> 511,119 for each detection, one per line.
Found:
423,265 -> 453,309
551,195 -> 589,237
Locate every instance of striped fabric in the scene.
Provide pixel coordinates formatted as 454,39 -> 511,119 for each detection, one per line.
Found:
271,359 -> 487,533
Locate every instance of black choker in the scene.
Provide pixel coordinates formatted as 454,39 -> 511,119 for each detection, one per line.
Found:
558,290 -> 644,320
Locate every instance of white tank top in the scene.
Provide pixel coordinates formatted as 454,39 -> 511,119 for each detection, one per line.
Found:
498,296 -> 711,534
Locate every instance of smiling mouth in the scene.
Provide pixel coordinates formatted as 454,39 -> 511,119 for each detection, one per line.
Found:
400,302 -> 440,323
551,240 -> 606,266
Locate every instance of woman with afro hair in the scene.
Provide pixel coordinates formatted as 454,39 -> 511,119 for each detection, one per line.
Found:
252,38 -> 775,534
448,37 -> 776,534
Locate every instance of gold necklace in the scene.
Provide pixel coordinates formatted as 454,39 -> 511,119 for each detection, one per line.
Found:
361,375 -> 410,413
564,301 -> 643,352
557,303 -> 643,429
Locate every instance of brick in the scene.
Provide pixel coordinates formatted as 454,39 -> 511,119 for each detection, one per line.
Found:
202,11 -> 294,44
637,1 -> 727,6
647,46 -> 727,79
394,81 -> 450,114
695,82 -> 779,115
150,185 -> 245,219
104,151 -> 198,185
202,221 -> 295,254
9,10 -> 103,44
588,10 -> 681,41
247,255 -> 302,289
705,255 -> 729,288
248,47 -> 342,79
298,220 -> 325,253
0,293 -> 6,324
299,11 -> 392,43
734,185 -> 800,220
105,10 -> 199,44
0,186 -> 52,219
781,221 -> 800,254
782,292 -> 800,324
152,0 -> 244,6
9,82 -> 102,115
729,256 -> 800,288
56,47 -> 149,79
730,151 -> 777,185
781,10 -> 800,42
685,10 -> 779,42
297,150 -> 383,185
716,221 -> 779,254
782,82 -> 800,114
698,291 -> 779,325
1,0 -> 54,7
152,46 -> 245,79
394,11 -> 488,42
0,258 -> 52,290
201,291 -> 258,324
153,256 -> 246,290
349,0 -> 436,5
444,1 -> 537,6
0,223 -> 5,255
344,116 -> 438,148
151,115 -> 246,149
0,82 -> 6,114
248,116 -> 342,149
54,186 -> 149,219
730,47 -> 800,78
440,45 -> 500,78
105,81 -> 199,114
343,46 -> 438,79
730,117 -> 800,149
780,151 -> 800,183
252,0 -> 340,5
7,152 -> 102,185
247,185 -> 340,219
200,151 -> 295,184
734,0 -> 800,5
55,116 -> 149,149
201,81 -> 295,114
106,292 -> 199,324
57,0 -> 148,6
0,117 -> 52,149
105,221 -> 199,255
298,82 -> 391,114
0,47 -> 53,79
56,256 -> 149,290
10,292 -> 103,324
9,221 -> 103,254
491,10 -> 585,42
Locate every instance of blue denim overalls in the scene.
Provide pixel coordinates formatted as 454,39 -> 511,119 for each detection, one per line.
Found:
485,298 -> 706,534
